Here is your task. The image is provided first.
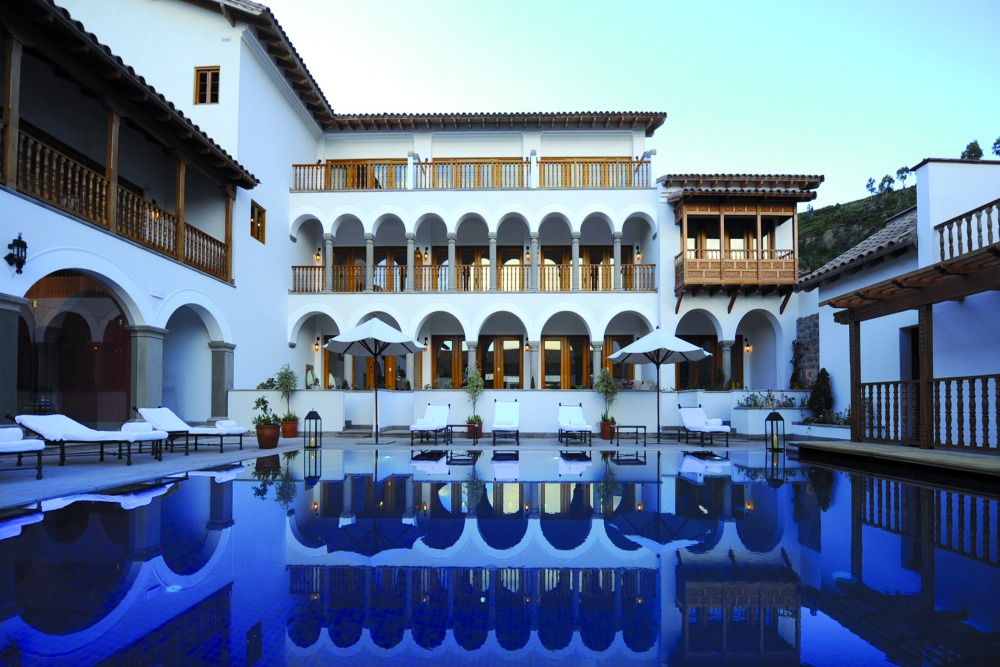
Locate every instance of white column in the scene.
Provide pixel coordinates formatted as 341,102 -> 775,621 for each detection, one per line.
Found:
530,233 -> 539,292
612,231 -> 622,291
405,232 -> 415,292
720,340 -> 734,385
447,233 -> 456,292
488,232 -> 498,292
571,231 -> 580,291
591,342 -> 603,387
364,233 -> 374,292
323,233 -> 334,292
528,341 -> 540,389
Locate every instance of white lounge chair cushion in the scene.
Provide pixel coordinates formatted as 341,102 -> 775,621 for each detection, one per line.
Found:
492,459 -> 519,480
558,405 -> 592,431
138,407 -> 245,436
679,407 -> 732,434
16,414 -> 167,443
0,427 -> 42,453
706,418 -> 723,427
410,405 -> 449,432
491,402 -> 520,430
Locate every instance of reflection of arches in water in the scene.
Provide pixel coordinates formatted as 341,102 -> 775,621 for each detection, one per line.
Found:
580,569 -> 616,651
453,568 -> 489,650
736,485 -> 783,554
476,517 -> 528,551
287,596 -> 324,648
495,570 -> 530,651
327,568 -> 364,648
411,568 -> 447,650
370,567 -> 405,649
540,517 -> 591,550
538,569 -> 574,650
42,501 -> 90,544
621,569 -> 658,652
160,481 -> 215,575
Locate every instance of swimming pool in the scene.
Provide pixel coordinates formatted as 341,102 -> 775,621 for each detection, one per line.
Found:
1,446 -> 997,665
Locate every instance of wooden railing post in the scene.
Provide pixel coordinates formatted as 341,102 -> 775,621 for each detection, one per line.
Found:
918,305 -> 934,449
2,39 -> 22,189
224,189 -> 234,282
175,160 -> 186,262
850,321 -> 862,441
105,110 -> 120,233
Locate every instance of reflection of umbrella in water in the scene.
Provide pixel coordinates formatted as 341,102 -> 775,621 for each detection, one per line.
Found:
607,327 -> 710,440
324,318 -> 423,444
609,511 -> 714,552
326,518 -> 425,557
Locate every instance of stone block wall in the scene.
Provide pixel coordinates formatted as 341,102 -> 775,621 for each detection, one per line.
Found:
795,314 -> 819,389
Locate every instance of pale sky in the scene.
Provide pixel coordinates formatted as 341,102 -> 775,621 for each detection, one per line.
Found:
264,0 -> 1000,209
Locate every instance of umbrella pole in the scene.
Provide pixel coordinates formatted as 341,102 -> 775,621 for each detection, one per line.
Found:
656,365 -> 662,442
373,382 -> 379,445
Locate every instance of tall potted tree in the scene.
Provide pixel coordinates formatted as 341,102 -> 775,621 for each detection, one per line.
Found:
594,367 -> 619,440
275,364 -> 299,438
465,364 -> 485,438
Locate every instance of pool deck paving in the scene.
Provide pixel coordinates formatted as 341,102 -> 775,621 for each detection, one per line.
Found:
2,432 -> 998,512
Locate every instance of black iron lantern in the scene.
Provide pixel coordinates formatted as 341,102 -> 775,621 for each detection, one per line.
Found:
304,446 -> 322,489
5,233 -> 27,274
765,410 -> 785,451
303,409 -> 322,448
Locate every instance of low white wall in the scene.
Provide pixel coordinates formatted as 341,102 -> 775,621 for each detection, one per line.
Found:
789,422 -> 851,440
731,408 -> 806,436
229,389 -> 346,432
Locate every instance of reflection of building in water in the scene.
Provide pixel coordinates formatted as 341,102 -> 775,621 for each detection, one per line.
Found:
286,565 -> 659,654
798,474 -> 1000,666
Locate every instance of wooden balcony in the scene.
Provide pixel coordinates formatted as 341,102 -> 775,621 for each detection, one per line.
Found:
935,196 -> 1000,262
13,129 -> 230,281
674,249 -> 796,296
290,157 -> 651,191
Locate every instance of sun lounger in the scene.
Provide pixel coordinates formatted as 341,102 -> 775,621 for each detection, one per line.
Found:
678,404 -> 731,447
557,402 -> 592,445
14,414 -> 167,465
410,449 -> 449,475
558,450 -> 592,476
137,407 -> 245,454
409,403 -> 451,447
0,426 -> 44,479
491,399 -> 519,445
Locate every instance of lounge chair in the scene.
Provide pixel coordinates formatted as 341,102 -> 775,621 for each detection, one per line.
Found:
557,402 -> 592,445
0,426 -> 44,479
137,407 -> 245,454
678,404 -> 731,447
678,451 -> 732,484
558,450 -> 592,476
409,403 -> 451,447
13,414 -> 168,465
491,399 -> 519,445
491,449 -> 519,480
410,450 -> 449,475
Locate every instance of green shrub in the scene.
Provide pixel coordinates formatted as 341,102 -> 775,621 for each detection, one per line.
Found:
807,368 -> 834,420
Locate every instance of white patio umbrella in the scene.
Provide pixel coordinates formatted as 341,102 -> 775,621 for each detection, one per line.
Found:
607,327 -> 710,440
324,318 -> 424,444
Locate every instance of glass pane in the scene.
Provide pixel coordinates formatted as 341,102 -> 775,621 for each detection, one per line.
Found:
481,338 -> 495,387
568,338 -> 587,388
502,339 -> 521,389
543,339 -> 561,389
435,339 -> 453,388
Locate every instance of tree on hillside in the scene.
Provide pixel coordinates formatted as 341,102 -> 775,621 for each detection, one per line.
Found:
895,166 -> 909,189
865,177 -> 876,196
878,174 -> 895,194
993,136 -> 1000,157
961,140 -> 983,160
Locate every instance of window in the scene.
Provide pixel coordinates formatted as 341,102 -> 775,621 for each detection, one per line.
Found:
195,67 -> 220,104
250,201 -> 265,243
542,336 -> 591,389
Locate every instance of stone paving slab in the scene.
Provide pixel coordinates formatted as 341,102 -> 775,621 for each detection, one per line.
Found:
793,439 -> 1000,477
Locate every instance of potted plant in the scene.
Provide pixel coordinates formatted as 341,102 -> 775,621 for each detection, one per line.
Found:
465,364 -> 485,438
275,364 -> 300,438
594,367 -> 619,440
252,396 -> 282,449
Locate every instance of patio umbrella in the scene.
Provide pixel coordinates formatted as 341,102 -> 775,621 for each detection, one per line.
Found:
607,328 -> 710,440
324,318 -> 423,444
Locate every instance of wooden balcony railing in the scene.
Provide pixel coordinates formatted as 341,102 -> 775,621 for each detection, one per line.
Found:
292,266 -> 324,293
373,265 -> 406,292
539,158 -> 651,189
14,128 -> 231,281
539,264 -> 572,291
18,131 -> 109,226
413,265 -> 449,292
675,249 -> 797,287
497,264 -> 528,292
935,196 -> 1000,261
414,159 -> 528,190
292,160 -> 407,191
331,265 -> 365,293
860,374 -> 998,450
622,264 -> 656,291
580,264 -> 613,291
455,264 -> 489,292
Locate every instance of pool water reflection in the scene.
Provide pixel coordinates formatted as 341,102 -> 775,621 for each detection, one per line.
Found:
1,447 -> 998,665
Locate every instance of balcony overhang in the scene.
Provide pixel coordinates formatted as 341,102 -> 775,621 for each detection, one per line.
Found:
329,111 -> 668,137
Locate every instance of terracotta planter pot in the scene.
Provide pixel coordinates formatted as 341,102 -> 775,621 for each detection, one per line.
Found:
255,454 -> 280,471
467,422 -> 482,439
600,421 -> 616,440
281,420 -> 299,439
256,424 -> 280,449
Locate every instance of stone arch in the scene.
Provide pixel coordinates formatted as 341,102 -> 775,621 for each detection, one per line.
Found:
155,290 -> 230,341
329,208 -> 368,237
735,307 -> 785,390
676,308 -> 723,340
288,302 -> 348,346
595,304 -> 656,342
289,206 -> 325,239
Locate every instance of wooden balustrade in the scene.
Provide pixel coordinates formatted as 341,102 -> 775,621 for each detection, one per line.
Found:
539,264 -> 572,291
455,264 -> 489,292
675,249 -> 797,287
373,265 -> 406,292
17,131 -> 108,227
184,224 -> 228,280
331,265 -> 365,293
935,197 -> 1000,261
292,160 -> 407,191
862,480 -> 999,567
414,159 -> 528,190
413,265 -> 449,292
291,266 -> 324,293
538,158 -> 650,189
931,374 -> 998,450
117,189 -> 177,254
622,264 -> 655,291
860,380 -> 920,445
497,264 -> 528,292
580,264 -> 613,292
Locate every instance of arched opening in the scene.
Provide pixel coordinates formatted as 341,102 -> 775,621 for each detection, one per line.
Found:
162,306 -> 212,421
19,270 -> 131,426
477,311 -> 528,390
540,311 -> 591,389
675,311 -> 724,390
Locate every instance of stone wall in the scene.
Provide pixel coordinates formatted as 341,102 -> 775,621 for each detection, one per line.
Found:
795,314 -> 820,389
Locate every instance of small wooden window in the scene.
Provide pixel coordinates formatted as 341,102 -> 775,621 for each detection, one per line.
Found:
250,201 -> 265,243
195,67 -> 220,104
